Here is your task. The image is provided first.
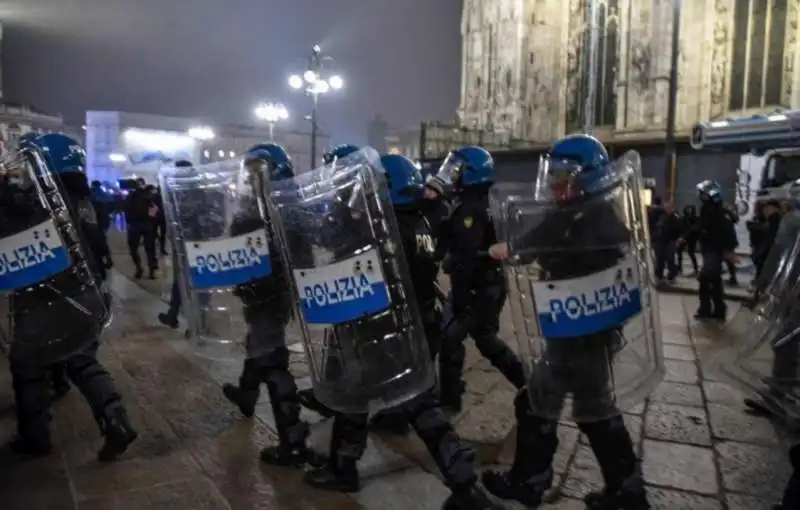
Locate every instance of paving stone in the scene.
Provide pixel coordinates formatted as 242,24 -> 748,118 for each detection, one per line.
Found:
660,324 -> 692,346
663,344 -> 696,361
79,477 -> 231,510
539,497 -> 587,509
646,487 -> 722,510
454,385 -> 516,445
561,444 -> 604,499
664,360 -> 699,384
644,403 -> 711,446
642,440 -> 717,494
650,382 -> 704,407
708,404 -> 780,445
702,381 -> 748,406
462,366 -> 506,396
716,441 -> 791,497
725,493 -> 777,510
351,467 -> 450,510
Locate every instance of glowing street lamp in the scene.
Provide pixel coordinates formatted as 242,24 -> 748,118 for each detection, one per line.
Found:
187,125 -> 215,140
254,102 -> 289,140
287,44 -> 345,165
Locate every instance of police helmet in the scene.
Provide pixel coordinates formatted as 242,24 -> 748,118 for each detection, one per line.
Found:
379,154 -> 424,206
536,134 -> 614,201
322,144 -> 360,166
245,143 -> 294,181
438,145 -> 494,189
696,179 -> 723,204
22,133 -> 86,175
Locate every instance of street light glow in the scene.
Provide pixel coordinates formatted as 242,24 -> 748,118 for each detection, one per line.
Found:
288,74 -> 304,89
313,80 -> 330,94
303,70 -> 317,83
254,102 -> 289,123
187,126 -> 215,140
329,75 -> 343,90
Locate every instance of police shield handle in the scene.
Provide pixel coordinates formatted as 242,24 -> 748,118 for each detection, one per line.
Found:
488,242 -> 509,261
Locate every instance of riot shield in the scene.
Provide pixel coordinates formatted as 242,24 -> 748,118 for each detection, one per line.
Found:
0,144 -> 111,365
268,148 -> 435,414
704,211 -> 800,423
490,150 -> 664,422
160,159 -> 294,360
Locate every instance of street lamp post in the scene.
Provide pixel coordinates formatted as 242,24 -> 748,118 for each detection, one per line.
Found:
254,102 -> 289,141
664,0 -> 683,201
288,45 -> 344,166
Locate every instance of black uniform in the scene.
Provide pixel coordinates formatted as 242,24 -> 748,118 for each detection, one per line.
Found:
696,201 -> 737,319
154,188 -> 168,255
4,173 -> 136,461
438,186 -> 526,410
124,186 -> 157,278
305,204 -> 499,510
482,203 -> 647,509
220,206 -> 321,466
723,206 -> 740,284
677,206 -> 699,274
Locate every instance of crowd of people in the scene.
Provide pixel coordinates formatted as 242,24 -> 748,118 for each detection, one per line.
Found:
648,193 -> 786,292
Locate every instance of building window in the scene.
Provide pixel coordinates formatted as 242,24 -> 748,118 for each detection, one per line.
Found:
729,0 -> 789,110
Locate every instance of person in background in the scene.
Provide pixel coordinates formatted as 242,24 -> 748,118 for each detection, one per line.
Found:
154,186 -> 168,255
124,178 -> 158,279
676,205 -> 700,275
647,196 -> 665,239
90,180 -> 114,269
722,202 -> 740,285
653,200 -> 683,283
750,199 -> 783,280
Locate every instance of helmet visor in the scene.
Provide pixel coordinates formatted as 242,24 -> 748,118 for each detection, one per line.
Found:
437,152 -> 464,187
535,155 -> 585,202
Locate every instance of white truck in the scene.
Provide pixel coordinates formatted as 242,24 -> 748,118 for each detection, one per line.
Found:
691,110 -> 800,256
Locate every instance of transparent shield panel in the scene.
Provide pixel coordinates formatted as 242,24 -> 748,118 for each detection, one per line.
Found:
704,212 -> 800,423
492,151 -> 664,422
160,158 -> 295,361
0,147 -> 110,365
269,148 -> 435,414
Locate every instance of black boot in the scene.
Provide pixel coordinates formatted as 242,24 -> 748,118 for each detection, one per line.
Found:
134,266 -> 143,279
481,390 -> 557,507
304,457 -> 360,492
50,365 -> 70,401
158,312 -> 179,329
222,383 -> 259,418
580,417 -> 649,510
695,279 -> 712,319
442,484 -> 503,510
260,443 -> 326,468
297,388 -> 335,418
149,267 -> 157,280
98,407 -> 138,462
481,468 -> 550,507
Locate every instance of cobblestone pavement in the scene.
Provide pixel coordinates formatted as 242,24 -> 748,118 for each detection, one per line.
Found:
0,232 -> 791,509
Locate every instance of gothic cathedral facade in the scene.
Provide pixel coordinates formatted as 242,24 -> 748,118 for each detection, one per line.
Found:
458,0 -> 800,143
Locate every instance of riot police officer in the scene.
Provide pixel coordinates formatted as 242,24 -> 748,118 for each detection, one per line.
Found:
303,153 -> 501,510
4,133 -> 137,460
296,143 -> 366,418
435,146 -> 526,411
695,180 -> 737,320
484,135 -> 651,509
220,143 -> 323,467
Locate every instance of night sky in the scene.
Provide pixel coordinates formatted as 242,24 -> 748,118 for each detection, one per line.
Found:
1,0 -> 463,143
